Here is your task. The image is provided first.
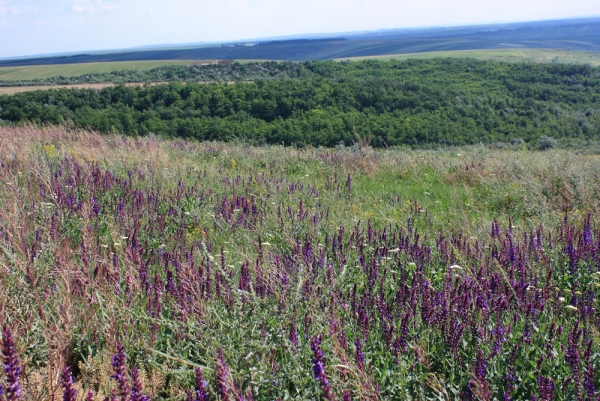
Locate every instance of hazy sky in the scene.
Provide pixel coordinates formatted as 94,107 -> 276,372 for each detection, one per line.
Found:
1,0 -> 599,58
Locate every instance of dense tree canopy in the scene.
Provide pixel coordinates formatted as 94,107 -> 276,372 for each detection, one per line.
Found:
1,59 -> 599,147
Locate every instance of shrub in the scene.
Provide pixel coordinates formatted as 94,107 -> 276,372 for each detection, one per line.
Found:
538,135 -> 557,150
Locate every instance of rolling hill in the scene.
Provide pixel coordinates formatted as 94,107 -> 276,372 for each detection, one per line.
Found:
1,18 -> 599,66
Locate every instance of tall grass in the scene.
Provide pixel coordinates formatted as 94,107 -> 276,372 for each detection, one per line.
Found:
1,126 -> 600,400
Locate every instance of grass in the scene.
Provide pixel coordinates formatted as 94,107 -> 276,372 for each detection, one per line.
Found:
336,48 -> 600,66
1,126 -> 600,400
0,60 -> 202,81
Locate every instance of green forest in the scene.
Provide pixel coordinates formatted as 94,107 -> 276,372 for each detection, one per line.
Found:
1,59 -> 599,147
0,61 -> 309,87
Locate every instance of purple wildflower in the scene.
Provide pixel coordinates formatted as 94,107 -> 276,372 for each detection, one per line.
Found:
111,343 -> 130,401
2,327 -> 21,401
130,366 -> 149,401
216,348 -> 231,401
61,366 -> 78,401
192,367 -> 210,401
474,350 -> 487,380
355,338 -> 365,371
537,376 -> 554,401
310,335 -> 335,401
85,390 -> 95,401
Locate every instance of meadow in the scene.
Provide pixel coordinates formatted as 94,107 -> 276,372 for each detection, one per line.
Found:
1,126 -> 600,400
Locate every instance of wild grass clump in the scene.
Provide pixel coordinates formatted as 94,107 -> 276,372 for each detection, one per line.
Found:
1,126 -> 600,400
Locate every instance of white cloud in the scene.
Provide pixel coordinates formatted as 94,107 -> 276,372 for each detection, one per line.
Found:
31,19 -> 44,26
0,1 -> 38,16
72,0 -> 122,13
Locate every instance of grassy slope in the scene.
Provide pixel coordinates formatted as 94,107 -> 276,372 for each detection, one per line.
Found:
1,127 -> 600,400
337,48 -> 600,66
0,60 -> 199,80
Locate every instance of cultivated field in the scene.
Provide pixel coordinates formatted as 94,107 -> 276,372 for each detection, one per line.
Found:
0,83 -> 124,95
0,60 -> 212,81
338,48 -> 600,66
1,126 -> 600,400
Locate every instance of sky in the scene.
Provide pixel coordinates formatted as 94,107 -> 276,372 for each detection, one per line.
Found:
1,0 -> 599,59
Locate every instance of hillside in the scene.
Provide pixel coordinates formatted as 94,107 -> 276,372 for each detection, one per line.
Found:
1,18 -> 599,66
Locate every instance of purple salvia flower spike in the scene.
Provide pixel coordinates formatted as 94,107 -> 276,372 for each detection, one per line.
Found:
61,366 -> 78,401
131,366 -> 148,401
310,335 -> 335,401
2,327 -> 21,401
194,366 -> 209,401
216,348 -> 231,401
111,343 -> 130,401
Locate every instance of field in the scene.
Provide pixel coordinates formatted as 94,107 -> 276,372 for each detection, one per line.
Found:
338,48 -> 600,66
0,60 -> 206,81
1,126 -> 600,400
1,19 -> 599,66
1,49 -> 600,84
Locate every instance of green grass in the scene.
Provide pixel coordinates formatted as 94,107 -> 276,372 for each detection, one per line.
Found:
0,60 -> 201,80
336,48 -> 600,66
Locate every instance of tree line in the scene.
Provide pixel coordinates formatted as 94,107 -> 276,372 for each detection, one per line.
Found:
1,59 -> 598,147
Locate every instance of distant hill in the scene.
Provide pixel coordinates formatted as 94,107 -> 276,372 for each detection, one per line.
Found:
1,18 -> 599,66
